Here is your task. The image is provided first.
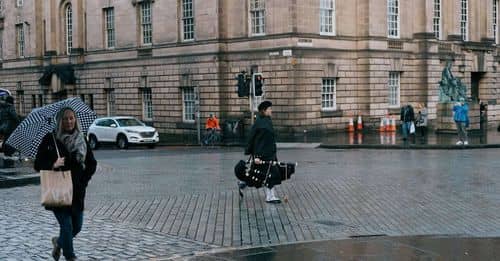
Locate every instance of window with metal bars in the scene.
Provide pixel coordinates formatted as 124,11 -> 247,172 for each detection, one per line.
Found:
321,78 -> 337,111
142,88 -> 153,120
106,89 -> 116,116
182,88 -> 195,122
388,72 -> 400,107
16,89 -> 24,115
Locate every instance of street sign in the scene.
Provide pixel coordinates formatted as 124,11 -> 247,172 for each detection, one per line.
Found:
282,49 -> 292,57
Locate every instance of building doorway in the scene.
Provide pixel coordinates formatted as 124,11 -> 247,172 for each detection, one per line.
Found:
470,72 -> 484,103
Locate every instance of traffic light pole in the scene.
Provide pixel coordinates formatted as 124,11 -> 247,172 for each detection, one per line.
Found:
195,85 -> 201,145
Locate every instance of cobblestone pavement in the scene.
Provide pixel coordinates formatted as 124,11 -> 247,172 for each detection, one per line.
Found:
1,147 -> 499,259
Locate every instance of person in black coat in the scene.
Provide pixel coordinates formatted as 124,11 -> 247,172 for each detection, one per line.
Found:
0,96 -> 20,156
34,107 -> 97,261
244,101 -> 282,203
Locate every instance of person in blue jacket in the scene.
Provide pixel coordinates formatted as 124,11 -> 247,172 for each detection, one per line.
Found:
453,98 -> 469,145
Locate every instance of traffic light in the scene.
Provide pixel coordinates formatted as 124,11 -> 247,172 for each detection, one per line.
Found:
237,72 -> 249,97
254,74 -> 264,96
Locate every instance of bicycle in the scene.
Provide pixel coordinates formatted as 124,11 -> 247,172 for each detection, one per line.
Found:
202,129 -> 222,146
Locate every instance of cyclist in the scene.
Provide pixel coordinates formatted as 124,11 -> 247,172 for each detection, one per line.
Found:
203,113 -> 221,145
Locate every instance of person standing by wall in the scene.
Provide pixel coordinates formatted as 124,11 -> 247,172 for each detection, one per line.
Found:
453,98 -> 469,145
400,104 -> 415,142
479,100 -> 488,132
415,103 -> 428,144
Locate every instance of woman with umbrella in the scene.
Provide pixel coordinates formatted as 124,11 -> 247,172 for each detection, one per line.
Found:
34,107 -> 97,261
244,101 -> 283,203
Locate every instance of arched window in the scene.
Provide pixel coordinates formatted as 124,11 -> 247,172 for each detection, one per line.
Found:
64,4 -> 73,54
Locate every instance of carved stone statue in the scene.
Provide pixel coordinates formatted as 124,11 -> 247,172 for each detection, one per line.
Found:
439,61 -> 467,102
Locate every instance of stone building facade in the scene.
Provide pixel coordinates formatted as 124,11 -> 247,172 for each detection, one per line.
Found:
0,0 -> 499,137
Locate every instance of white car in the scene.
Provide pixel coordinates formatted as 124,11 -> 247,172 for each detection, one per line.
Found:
87,117 -> 159,149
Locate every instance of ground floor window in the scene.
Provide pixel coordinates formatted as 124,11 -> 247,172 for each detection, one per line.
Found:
388,71 -> 400,107
31,94 -> 36,109
141,88 -> 153,121
182,87 -> 195,122
106,89 -> 116,116
88,94 -> 94,110
16,90 -> 24,115
38,94 -> 44,107
321,78 -> 336,111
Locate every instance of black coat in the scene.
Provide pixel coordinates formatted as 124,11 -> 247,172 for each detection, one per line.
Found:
400,105 -> 415,122
34,132 -> 97,213
0,103 -> 19,137
244,115 -> 281,188
245,115 -> 277,161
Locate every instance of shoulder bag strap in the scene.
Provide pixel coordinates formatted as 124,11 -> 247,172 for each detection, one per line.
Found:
51,133 -> 61,158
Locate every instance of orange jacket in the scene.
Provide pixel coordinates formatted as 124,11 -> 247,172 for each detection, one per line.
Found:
205,117 -> 220,129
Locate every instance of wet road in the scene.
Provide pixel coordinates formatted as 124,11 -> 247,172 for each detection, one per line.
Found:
1,146 -> 499,260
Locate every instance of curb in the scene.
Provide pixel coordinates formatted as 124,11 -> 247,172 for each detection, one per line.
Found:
319,144 -> 500,150
0,173 -> 39,189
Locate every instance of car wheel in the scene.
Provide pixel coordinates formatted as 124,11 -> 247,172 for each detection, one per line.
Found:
117,134 -> 128,149
89,135 -> 99,150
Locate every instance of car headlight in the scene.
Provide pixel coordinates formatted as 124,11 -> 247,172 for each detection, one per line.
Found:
125,129 -> 140,134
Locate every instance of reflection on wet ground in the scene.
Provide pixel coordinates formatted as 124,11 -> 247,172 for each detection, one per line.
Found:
192,235 -> 500,261
281,130 -> 500,146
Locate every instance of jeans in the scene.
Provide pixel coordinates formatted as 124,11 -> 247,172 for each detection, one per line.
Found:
456,121 -> 468,142
53,209 -> 83,259
401,122 -> 412,139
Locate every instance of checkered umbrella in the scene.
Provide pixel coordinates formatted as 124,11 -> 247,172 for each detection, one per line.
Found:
5,97 -> 96,158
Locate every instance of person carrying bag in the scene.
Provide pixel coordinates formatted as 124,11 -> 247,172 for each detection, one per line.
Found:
34,107 -> 97,261
40,133 -> 73,207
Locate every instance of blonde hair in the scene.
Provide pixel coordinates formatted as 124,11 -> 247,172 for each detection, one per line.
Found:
55,107 -> 82,137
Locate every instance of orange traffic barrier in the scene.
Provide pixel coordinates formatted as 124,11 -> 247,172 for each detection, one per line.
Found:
356,115 -> 363,131
384,115 -> 390,132
347,118 -> 355,132
389,117 -> 397,132
379,118 -> 385,132
357,132 -> 363,144
390,131 -> 396,144
348,132 -> 354,144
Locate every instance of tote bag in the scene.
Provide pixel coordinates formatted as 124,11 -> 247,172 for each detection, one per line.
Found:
40,134 -> 73,207
409,122 -> 416,134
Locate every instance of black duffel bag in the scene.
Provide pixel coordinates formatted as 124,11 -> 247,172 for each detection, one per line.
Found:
277,162 -> 296,181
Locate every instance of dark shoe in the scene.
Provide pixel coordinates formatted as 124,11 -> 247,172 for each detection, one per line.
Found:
51,237 -> 61,261
238,181 -> 247,190
266,199 -> 282,204
238,181 -> 247,198
66,257 -> 78,261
